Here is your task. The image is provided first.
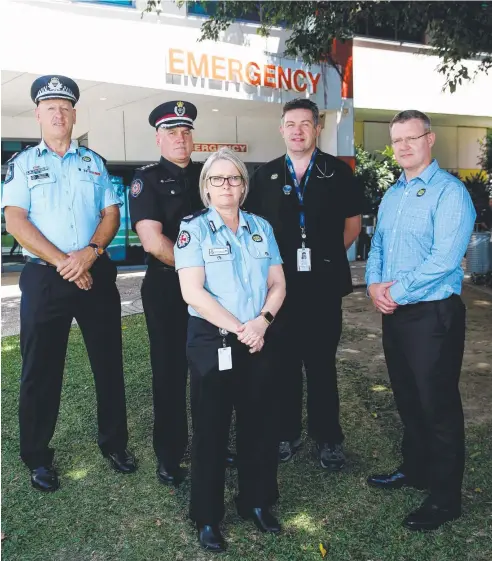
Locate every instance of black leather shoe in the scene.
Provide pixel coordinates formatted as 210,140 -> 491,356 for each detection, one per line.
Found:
367,470 -> 427,491
106,449 -> 137,474
403,500 -> 461,531
278,436 -> 302,463
238,506 -> 282,534
197,524 -> 226,552
30,465 -> 60,492
225,449 -> 237,469
156,462 -> 187,486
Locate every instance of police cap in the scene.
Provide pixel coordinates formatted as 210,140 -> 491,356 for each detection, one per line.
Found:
31,75 -> 80,106
149,100 -> 197,130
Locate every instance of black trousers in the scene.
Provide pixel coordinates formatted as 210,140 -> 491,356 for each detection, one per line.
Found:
273,274 -> 344,445
141,267 -> 188,469
187,317 -> 279,525
382,295 -> 466,507
19,258 -> 128,469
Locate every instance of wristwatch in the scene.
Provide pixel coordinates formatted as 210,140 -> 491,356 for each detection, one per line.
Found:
260,311 -> 275,326
89,243 -> 105,257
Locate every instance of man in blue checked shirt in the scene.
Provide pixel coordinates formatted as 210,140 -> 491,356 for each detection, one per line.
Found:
366,110 -> 475,532
2,75 -> 136,493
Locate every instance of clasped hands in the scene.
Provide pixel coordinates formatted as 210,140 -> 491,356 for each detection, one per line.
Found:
55,247 -> 97,291
368,281 -> 398,314
236,316 -> 268,354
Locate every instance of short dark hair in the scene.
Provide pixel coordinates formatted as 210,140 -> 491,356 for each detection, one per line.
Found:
281,98 -> 320,127
390,110 -> 431,131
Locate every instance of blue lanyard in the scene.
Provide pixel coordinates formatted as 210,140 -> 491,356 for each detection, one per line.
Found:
285,148 -> 317,237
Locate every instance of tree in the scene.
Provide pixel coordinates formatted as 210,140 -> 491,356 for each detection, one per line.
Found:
146,1 -> 492,92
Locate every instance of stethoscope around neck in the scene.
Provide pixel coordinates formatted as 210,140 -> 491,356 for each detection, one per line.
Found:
282,157 -> 334,195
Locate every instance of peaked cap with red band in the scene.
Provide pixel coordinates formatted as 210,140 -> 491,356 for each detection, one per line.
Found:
149,100 -> 198,130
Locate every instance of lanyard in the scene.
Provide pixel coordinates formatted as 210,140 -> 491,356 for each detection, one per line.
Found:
285,148 -> 317,244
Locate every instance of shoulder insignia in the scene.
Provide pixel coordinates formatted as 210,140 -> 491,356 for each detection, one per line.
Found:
182,208 -> 209,223
79,146 -> 107,165
136,162 -> 159,172
6,145 -> 32,164
130,178 -> 143,198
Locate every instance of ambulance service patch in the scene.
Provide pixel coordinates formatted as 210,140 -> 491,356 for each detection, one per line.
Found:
5,163 -> 14,184
252,234 -> 263,242
417,188 -> 426,197
177,230 -> 191,249
130,179 -> 143,198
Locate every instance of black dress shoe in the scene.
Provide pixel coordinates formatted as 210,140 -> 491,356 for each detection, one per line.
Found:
106,449 -> 137,474
197,524 -> 226,552
367,470 -> 427,490
238,506 -> 282,534
225,449 -> 237,469
156,462 -> 187,486
403,500 -> 461,531
31,465 -> 60,492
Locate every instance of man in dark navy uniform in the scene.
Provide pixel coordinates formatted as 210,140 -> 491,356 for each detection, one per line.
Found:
247,98 -> 365,471
129,101 -> 236,486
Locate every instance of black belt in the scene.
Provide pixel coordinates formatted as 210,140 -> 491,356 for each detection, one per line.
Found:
24,257 -> 56,268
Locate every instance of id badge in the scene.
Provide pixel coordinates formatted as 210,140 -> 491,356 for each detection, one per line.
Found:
297,247 -> 311,272
218,347 -> 232,371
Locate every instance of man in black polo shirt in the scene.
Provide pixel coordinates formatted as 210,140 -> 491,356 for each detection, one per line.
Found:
247,98 -> 364,470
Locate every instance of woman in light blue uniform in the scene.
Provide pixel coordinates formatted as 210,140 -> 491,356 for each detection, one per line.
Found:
174,148 -> 286,553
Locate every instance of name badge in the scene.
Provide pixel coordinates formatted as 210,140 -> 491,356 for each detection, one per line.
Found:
209,247 -> 230,256
297,247 -> 311,272
218,347 -> 232,370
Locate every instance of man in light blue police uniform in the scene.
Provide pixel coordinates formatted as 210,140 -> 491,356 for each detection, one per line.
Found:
2,75 -> 136,492
366,110 -> 476,531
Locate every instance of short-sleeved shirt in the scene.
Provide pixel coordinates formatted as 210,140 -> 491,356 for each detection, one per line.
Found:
246,150 -> 365,297
129,156 -> 203,269
1,139 -> 121,257
174,206 -> 283,323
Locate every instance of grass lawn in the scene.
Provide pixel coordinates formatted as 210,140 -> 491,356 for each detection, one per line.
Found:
2,315 -> 491,561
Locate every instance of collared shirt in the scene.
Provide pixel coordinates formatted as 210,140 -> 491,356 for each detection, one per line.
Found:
1,139 -> 120,257
247,150 -> 366,297
366,159 -> 476,305
128,156 -> 203,269
174,206 -> 283,323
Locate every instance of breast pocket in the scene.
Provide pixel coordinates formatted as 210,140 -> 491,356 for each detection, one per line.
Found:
403,208 -> 430,234
77,174 -> 103,215
202,248 -> 237,295
28,173 -> 58,212
247,242 -> 272,283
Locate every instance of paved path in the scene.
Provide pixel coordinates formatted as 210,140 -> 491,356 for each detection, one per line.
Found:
2,262 -> 491,338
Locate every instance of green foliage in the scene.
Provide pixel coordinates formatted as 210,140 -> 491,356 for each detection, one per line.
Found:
164,1 -> 492,92
463,172 -> 492,219
355,145 -> 399,214
478,130 -> 492,178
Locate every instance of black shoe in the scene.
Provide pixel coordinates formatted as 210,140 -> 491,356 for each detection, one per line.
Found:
30,465 -> 60,492
238,506 -> 282,534
316,442 -> 345,471
225,449 -> 237,469
278,437 -> 302,463
367,470 -> 427,491
197,524 -> 226,552
403,499 -> 461,531
106,449 -> 137,474
156,462 -> 187,486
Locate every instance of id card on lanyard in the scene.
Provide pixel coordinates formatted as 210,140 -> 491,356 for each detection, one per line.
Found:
285,148 -> 317,272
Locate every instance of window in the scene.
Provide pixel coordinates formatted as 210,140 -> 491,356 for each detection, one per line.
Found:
187,1 -> 262,24
72,0 -> 135,8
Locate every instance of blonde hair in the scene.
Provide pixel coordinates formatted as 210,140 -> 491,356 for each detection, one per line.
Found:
199,148 -> 249,207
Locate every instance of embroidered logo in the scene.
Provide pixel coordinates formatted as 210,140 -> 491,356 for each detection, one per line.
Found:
175,101 -> 186,117
417,188 -> 426,197
131,179 -> 143,198
177,230 -> 191,249
252,234 -> 263,242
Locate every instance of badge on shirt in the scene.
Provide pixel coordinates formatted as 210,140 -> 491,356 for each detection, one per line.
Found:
82,156 -> 91,162
131,179 -> 143,198
5,163 -> 14,184
209,247 -> 230,256
177,230 -> 191,249
271,173 -> 278,180
417,188 -> 426,197
252,234 -> 263,242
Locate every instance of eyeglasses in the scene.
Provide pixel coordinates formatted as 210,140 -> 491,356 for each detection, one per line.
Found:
391,131 -> 431,146
207,175 -> 244,187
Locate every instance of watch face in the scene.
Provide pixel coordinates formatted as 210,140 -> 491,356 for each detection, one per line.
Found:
96,248 -> 105,256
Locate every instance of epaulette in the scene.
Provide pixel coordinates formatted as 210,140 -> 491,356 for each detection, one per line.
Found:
6,145 -> 33,164
136,162 -> 159,172
79,146 -> 108,165
182,208 -> 209,222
